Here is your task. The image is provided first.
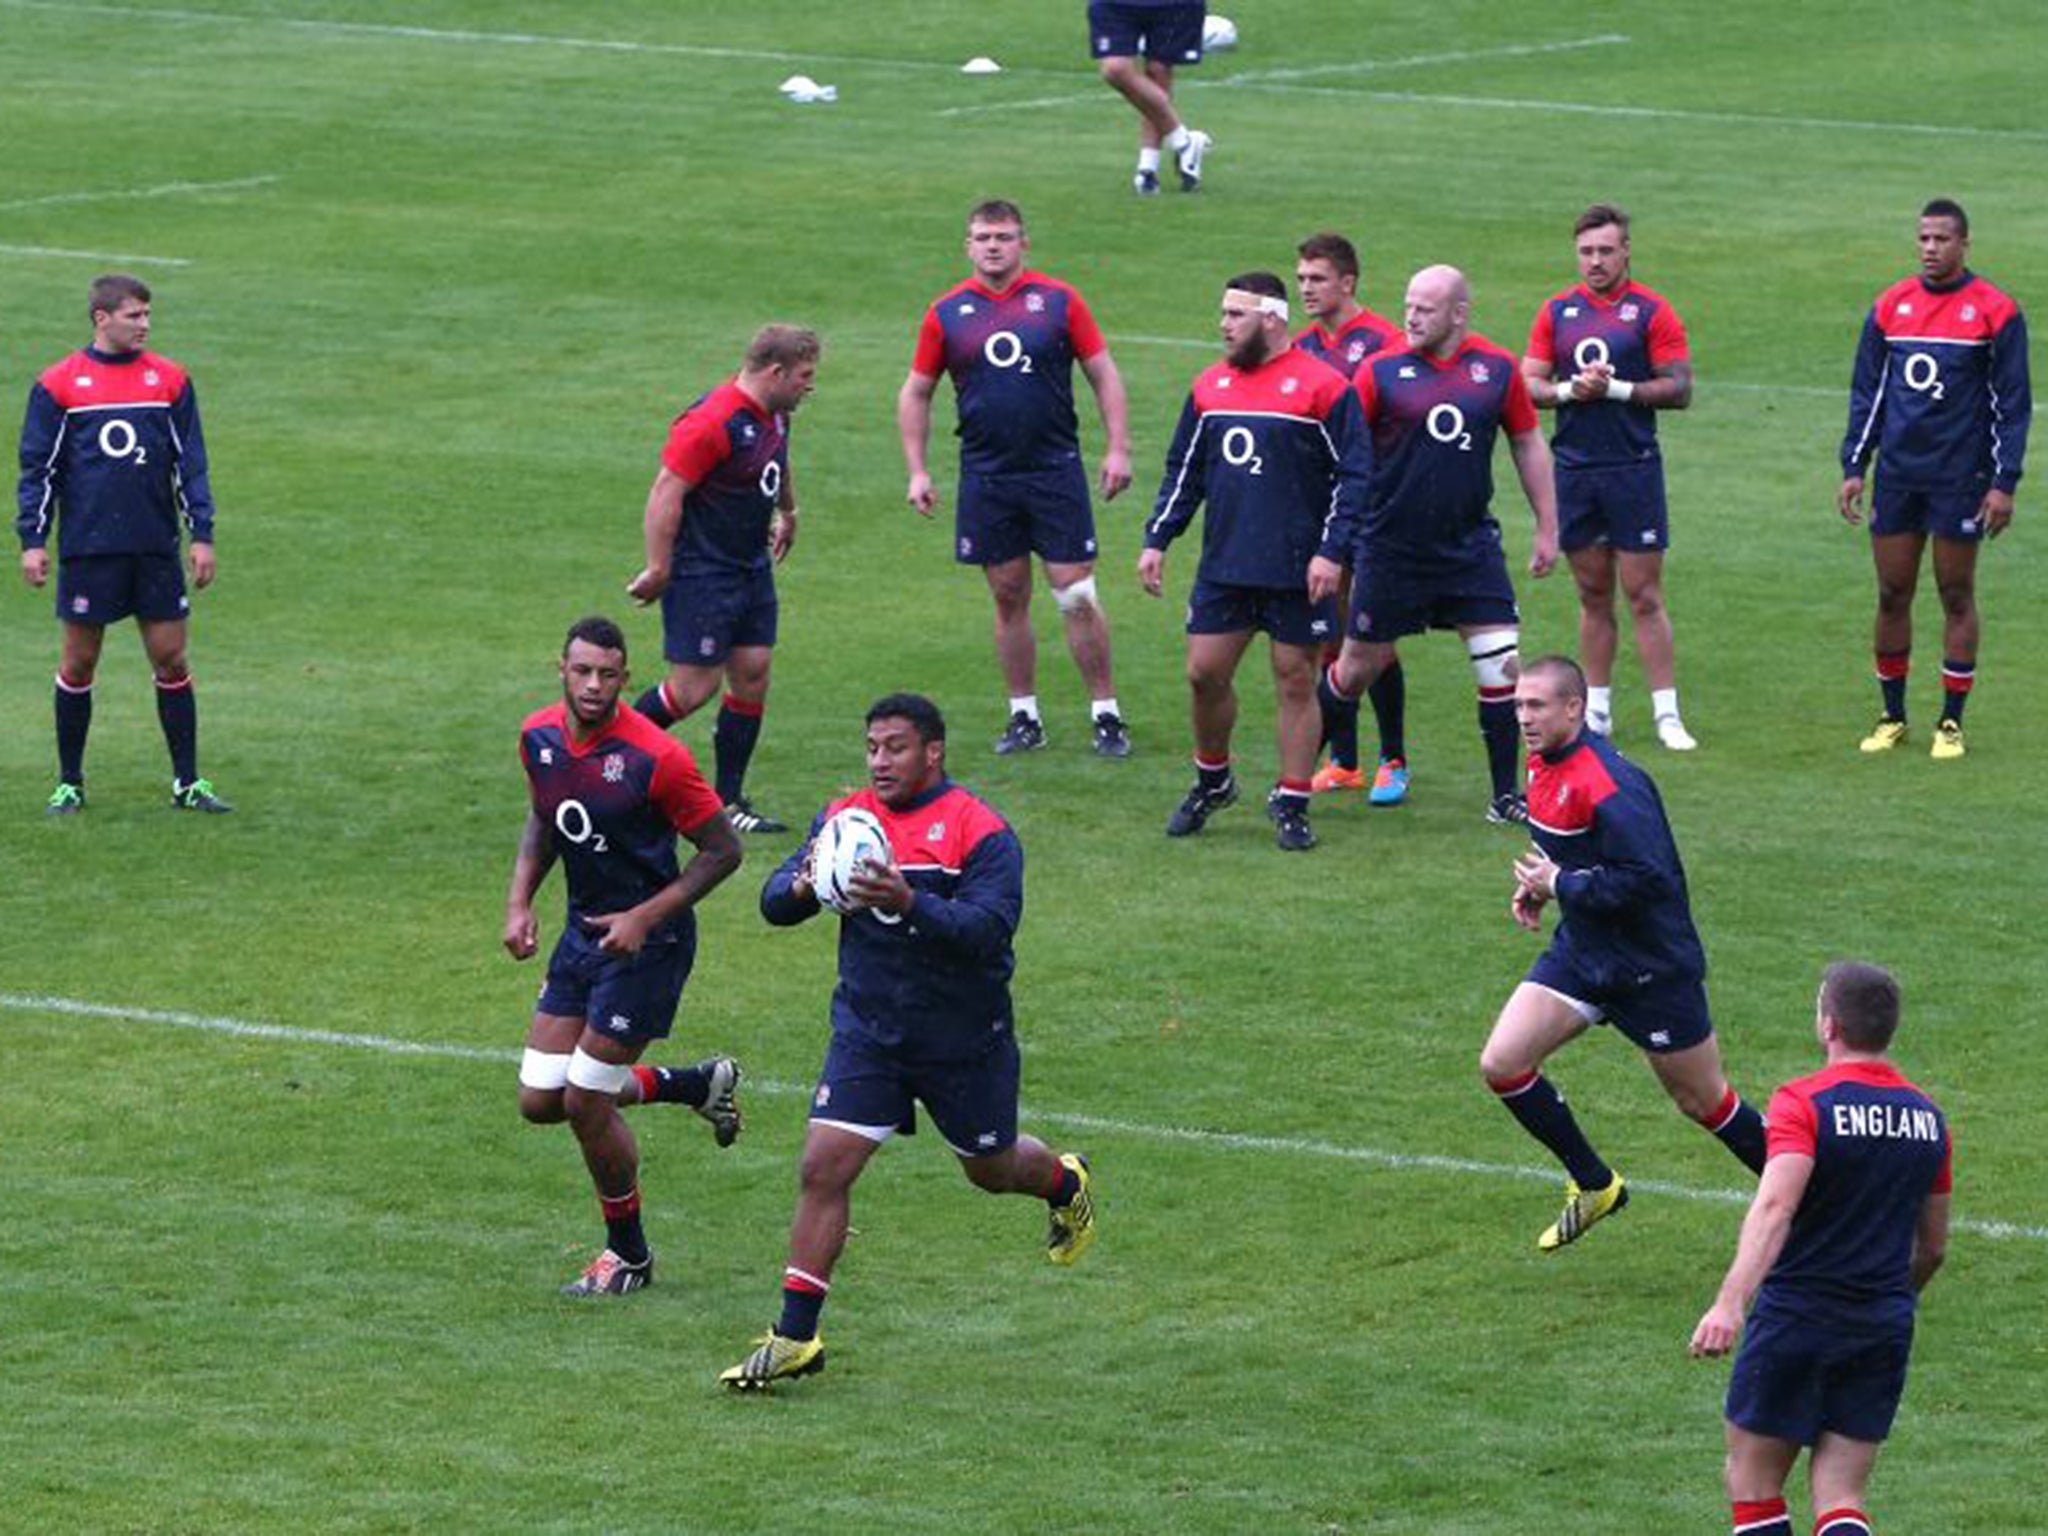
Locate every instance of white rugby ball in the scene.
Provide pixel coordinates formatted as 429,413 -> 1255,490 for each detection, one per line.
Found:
1203,14 -> 1239,51
810,806 -> 892,913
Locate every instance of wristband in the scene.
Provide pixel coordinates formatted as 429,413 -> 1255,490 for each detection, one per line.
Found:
1605,378 -> 1635,403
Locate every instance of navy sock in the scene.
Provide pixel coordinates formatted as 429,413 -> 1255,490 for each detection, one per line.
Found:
1478,695 -> 1519,799
155,676 -> 198,785
1369,659 -> 1406,764
1196,757 -> 1232,794
54,675 -> 92,784
1491,1072 -> 1612,1190
1703,1089 -> 1767,1175
1731,1497 -> 1791,1535
630,1063 -> 709,1108
713,695 -> 764,804
1045,1160 -> 1080,1208
1940,658 -> 1973,725
600,1188 -> 649,1265
1876,649 -> 1908,721
1318,664 -> 1361,770
633,682 -> 678,728
778,1267 -> 829,1341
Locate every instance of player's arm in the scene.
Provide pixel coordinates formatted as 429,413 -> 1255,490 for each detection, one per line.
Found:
1139,396 -> 1205,596
1911,1191 -> 1950,1292
628,466 -> 689,603
17,381 -> 63,587
761,811 -> 829,925
1838,311 -> 1889,522
899,308 -> 947,516
1310,385 -> 1373,600
1520,354 -> 1576,409
1506,424 -> 1560,576
1689,1150 -> 1815,1357
1981,309 -> 2031,536
1545,793 -> 1676,915
170,378 -> 218,588
1079,349 -> 1133,501
503,808 -> 558,959
1576,358 -> 1692,410
770,458 -> 799,561
861,824 -> 1022,958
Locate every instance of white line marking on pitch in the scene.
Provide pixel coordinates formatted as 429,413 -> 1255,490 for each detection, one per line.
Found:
7,991 -> 2038,1243
0,243 -> 191,266
0,175 -> 280,212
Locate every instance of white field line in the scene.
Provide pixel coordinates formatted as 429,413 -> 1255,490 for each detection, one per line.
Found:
5,990 -> 2038,1243
0,174 -> 280,212
0,242 -> 190,266
1107,334 -> 1845,399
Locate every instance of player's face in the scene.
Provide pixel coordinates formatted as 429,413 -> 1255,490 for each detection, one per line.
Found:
866,717 -> 944,808
966,220 -> 1027,286
1402,279 -> 1465,357
1515,673 -> 1583,754
1575,224 -> 1629,295
559,640 -> 628,732
1220,293 -> 1276,369
764,359 -> 818,415
1917,216 -> 1967,283
1295,258 -> 1355,323
94,298 -> 150,353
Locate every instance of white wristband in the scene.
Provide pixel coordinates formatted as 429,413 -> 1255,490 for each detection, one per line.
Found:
1605,378 -> 1635,403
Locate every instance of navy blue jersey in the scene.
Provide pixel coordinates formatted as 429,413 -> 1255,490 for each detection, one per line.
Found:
911,269 -> 1107,475
1526,281 -> 1689,468
1525,732 -> 1705,990
520,701 -> 725,939
1842,270 -> 2031,494
1292,307 -> 1399,382
1758,1061 -> 1951,1329
1345,334 -> 1538,561
762,779 -> 1023,1064
17,346 -> 215,557
1146,347 -> 1370,588
659,379 -> 790,578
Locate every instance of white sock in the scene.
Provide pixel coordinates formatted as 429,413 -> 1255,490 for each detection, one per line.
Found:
1092,697 -> 1121,722
1651,687 -> 1679,721
1137,148 -> 1161,174
1587,685 -> 1613,720
1009,695 -> 1041,721
1163,126 -> 1189,154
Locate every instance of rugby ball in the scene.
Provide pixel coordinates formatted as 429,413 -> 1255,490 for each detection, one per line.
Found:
809,806 -> 892,913
1203,14 -> 1239,51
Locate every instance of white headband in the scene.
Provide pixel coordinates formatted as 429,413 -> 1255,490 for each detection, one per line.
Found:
1226,289 -> 1290,323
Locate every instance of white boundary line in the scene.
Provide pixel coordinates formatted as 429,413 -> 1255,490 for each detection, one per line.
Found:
0,174 -> 280,212
0,242 -> 190,266
6,991 -> 2038,1243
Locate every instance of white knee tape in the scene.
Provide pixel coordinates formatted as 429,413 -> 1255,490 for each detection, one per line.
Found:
1465,628 -> 1520,691
519,1049 -> 571,1091
1053,575 -> 1099,615
567,1048 -> 633,1095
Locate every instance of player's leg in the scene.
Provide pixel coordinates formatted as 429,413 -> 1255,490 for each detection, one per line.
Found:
1864,526 -> 1924,746
714,642 -> 784,829
1929,532 -> 1980,756
1268,637 -> 1322,850
1640,1028 -> 1766,1173
1721,1422 -> 1802,1536
1619,549 -> 1694,749
516,1011 -> 583,1126
49,618 -> 105,810
560,1027 -> 656,1290
1482,978 -> 1626,1248
1458,623 -> 1524,822
984,555 -> 1043,741
1167,624 -> 1252,835
638,658 -> 719,727
1046,554 -> 1128,756
1145,17 -> 1211,192
932,1037 -> 1096,1265
1806,1433 -> 1882,1536
139,612 -> 225,811
1313,569 -> 1363,786
1568,545 -> 1619,732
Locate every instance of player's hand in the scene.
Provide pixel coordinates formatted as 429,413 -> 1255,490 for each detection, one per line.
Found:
1689,1301 -> 1743,1358
846,855 -> 912,916
503,904 -> 539,960
626,564 -> 669,605
907,472 -> 938,518
585,908 -> 652,956
189,541 -> 217,589
1098,448 -> 1133,502
1576,362 -> 1614,400
1836,476 -> 1866,525
20,548 -> 49,588
1306,554 -> 1345,604
770,508 -> 798,562
1980,487 -> 2015,539
1529,526 -> 1560,578
1513,846 -> 1558,900
1510,884 -> 1547,932
1137,547 -> 1166,598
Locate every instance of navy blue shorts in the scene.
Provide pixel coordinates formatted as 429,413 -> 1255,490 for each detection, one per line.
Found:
1557,461 -> 1670,553
1088,1 -> 1206,63
56,553 -> 189,626
537,926 -> 694,1044
1526,947 -> 1713,1054
1348,543 -> 1518,644
955,464 -> 1097,567
1187,577 -> 1333,646
810,1029 -> 1021,1158
1870,480 -> 1988,542
661,566 -> 777,666
1727,1300 -> 1914,1445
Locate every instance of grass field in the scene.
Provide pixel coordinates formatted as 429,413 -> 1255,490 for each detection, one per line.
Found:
3,3 -> 2046,1531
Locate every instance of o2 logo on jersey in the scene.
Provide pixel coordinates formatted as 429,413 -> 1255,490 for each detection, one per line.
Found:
982,330 -> 1036,374
1427,403 -> 1474,452
1902,352 -> 1946,401
98,418 -> 149,465
554,797 -> 610,853
759,458 -> 784,501
1572,337 -> 1610,373
1220,425 -> 1264,475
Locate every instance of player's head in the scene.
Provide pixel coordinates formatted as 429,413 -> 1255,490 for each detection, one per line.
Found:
1403,264 -> 1470,356
1515,654 -> 1585,754
1295,233 -> 1360,322
1573,204 -> 1631,295
559,615 -> 629,729
965,200 -> 1028,284
865,692 -> 946,808
1918,198 -> 1970,283
743,324 -> 822,414
1817,960 -> 1902,1054
1220,271 -> 1291,369
89,273 -> 151,352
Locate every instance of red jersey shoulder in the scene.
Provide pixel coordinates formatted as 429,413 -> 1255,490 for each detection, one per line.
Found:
1460,333 -> 1520,370
41,349 -> 188,409
1526,741 -> 1619,833
1193,352 -> 1334,416
521,700 -> 568,737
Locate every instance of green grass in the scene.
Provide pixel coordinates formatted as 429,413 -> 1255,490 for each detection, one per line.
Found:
3,3 -> 2045,1531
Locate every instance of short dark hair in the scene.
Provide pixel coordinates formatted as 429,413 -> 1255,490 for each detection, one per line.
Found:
1522,653 -> 1587,704
1921,198 -> 1969,238
89,273 -> 150,319
1821,961 -> 1902,1051
1296,232 -> 1360,280
563,615 -> 627,658
746,324 -> 821,371
1574,203 -> 1630,239
967,199 -> 1025,231
866,692 -> 946,744
1225,270 -> 1289,303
